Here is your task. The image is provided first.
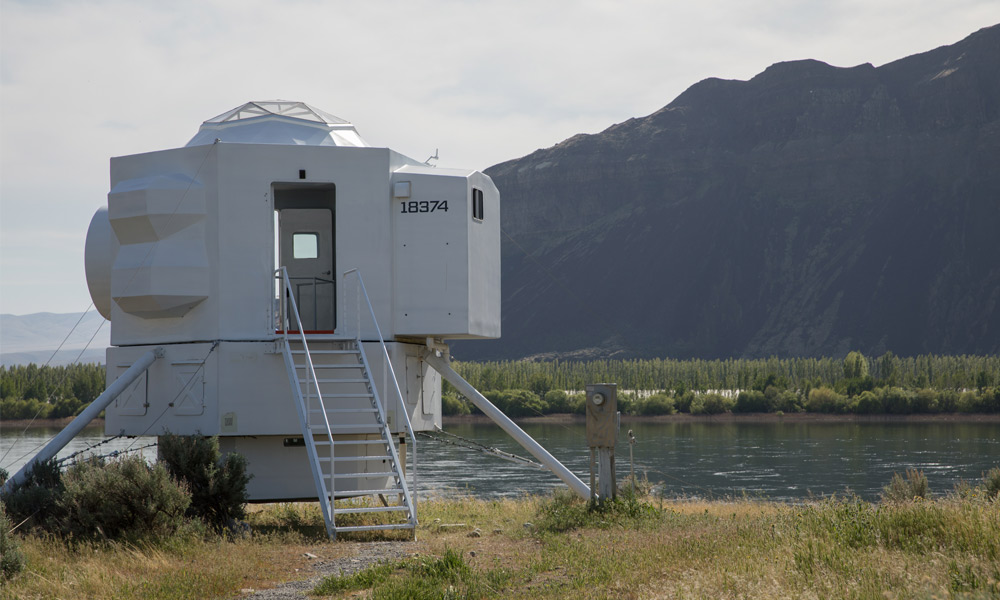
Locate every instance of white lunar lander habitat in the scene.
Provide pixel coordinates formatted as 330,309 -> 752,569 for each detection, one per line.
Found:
5,101 -> 589,538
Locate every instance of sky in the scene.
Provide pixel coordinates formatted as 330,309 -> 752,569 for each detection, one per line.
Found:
1,0 -> 998,319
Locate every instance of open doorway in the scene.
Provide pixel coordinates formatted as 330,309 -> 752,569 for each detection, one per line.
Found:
274,184 -> 336,332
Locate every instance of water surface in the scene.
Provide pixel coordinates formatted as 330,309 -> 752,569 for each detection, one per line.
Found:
2,420 -> 996,501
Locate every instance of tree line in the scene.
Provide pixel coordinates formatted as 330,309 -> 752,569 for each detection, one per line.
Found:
453,352 -> 1000,396
2,352 -> 998,421
444,352 -> 1000,416
0,363 -> 105,420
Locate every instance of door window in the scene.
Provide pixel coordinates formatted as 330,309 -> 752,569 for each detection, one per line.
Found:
293,233 -> 319,259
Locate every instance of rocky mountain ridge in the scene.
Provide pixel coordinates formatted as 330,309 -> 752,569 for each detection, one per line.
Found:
455,24 -> 1000,361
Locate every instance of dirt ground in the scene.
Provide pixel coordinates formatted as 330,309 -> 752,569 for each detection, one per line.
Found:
240,540 -> 414,599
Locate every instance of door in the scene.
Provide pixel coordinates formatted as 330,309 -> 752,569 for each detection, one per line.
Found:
278,208 -> 335,331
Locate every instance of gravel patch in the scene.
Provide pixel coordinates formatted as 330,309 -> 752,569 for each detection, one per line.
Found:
240,541 -> 414,599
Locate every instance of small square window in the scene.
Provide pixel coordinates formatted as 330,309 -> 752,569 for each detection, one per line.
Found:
293,233 -> 319,259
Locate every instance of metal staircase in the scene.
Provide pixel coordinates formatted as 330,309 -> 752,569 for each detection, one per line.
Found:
276,268 -> 416,539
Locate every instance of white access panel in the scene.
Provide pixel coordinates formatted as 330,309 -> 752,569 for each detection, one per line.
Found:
391,166 -> 500,339
105,342 -> 219,436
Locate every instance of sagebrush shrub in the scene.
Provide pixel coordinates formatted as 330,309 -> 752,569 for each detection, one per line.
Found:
59,456 -> 190,542
1,457 -> 65,532
1,500 -> 25,581
158,434 -> 251,531
882,469 -> 929,502
535,487 -> 663,533
983,467 -> 1000,500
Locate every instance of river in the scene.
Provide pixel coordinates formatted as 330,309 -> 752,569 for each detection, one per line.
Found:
2,419 -> 997,501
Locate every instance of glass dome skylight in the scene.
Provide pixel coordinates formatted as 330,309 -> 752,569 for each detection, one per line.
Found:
205,101 -> 350,125
186,101 -> 369,148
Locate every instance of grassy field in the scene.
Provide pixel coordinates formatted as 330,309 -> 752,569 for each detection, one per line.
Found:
3,490 -> 999,599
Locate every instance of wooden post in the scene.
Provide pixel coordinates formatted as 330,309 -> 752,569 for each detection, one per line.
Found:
586,384 -> 618,504
590,448 -> 597,502
598,447 -> 615,500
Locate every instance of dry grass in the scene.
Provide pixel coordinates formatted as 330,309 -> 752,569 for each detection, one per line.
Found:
327,493 -> 999,600
4,493 -> 998,599
1,533 -> 324,600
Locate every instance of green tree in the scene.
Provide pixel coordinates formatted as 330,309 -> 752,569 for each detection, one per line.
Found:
876,351 -> 898,385
527,372 -> 553,398
975,370 -> 992,391
843,351 -> 869,379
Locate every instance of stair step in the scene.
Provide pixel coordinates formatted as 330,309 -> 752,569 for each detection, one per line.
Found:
330,455 -> 392,462
300,378 -> 371,384
333,505 -> 411,515
309,408 -> 378,414
318,455 -> 391,463
337,488 -> 405,496
313,425 -> 382,432
334,523 -> 415,533
296,364 -> 364,369
313,439 -> 396,446
330,471 -> 397,479
318,439 -> 391,446
291,350 -> 358,355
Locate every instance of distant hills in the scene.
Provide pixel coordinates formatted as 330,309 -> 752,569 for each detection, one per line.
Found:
456,24 -> 1000,361
0,312 -> 108,366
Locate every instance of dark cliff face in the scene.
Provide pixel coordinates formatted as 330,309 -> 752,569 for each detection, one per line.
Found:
455,24 -> 1000,361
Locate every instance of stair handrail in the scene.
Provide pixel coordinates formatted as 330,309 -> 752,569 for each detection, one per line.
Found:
342,268 -> 418,513
276,267 -> 338,522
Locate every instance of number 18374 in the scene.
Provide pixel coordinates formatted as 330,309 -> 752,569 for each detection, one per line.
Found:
400,200 -> 448,213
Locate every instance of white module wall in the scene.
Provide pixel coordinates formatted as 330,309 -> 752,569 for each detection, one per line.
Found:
391,165 -> 500,339
103,340 -> 438,438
